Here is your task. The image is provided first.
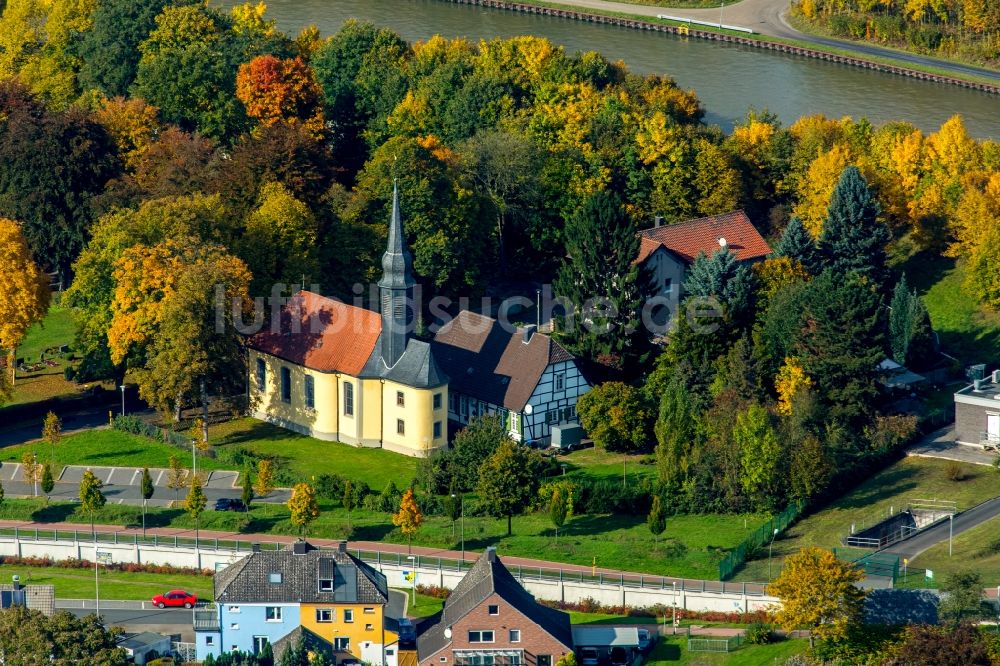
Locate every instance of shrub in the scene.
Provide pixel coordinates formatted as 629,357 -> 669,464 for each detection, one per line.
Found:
746,622 -> 773,644
315,474 -> 347,501
945,461 -> 965,481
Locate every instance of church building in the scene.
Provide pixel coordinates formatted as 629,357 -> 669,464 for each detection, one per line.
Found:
247,185 -> 590,457
248,185 -> 449,457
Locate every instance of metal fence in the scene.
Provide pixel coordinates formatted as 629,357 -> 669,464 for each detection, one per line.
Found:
718,501 -> 805,581
0,528 -> 772,597
688,636 -> 742,653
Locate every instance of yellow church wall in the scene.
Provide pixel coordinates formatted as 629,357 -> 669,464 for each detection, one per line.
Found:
360,379 -> 383,446
380,380 -> 447,456
249,350 -> 340,440
337,375 -> 363,444
300,603 -> 396,658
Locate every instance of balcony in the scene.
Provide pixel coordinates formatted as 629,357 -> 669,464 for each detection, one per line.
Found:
193,609 -> 219,631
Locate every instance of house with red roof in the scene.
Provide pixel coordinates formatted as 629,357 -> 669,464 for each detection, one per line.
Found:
637,211 -> 771,324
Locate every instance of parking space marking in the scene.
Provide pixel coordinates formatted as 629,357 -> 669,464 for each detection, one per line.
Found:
155,469 -> 165,486
130,469 -> 141,486
8,464 -> 20,481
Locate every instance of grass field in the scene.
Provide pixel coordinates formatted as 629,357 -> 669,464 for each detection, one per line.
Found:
204,418 -> 419,489
733,457 -> 1000,583
909,514 -> 1000,585
0,564 -> 212,601
646,635 -> 808,665
896,253 -> 1000,366
0,429 -> 228,473
5,305 -> 88,407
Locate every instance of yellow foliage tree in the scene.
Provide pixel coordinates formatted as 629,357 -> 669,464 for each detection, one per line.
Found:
94,97 -> 162,169
775,357 -> 813,416
792,143 -> 852,236
392,487 -> 424,554
0,218 -> 50,395
768,547 -> 866,647
753,257 -> 810,302
288,482 -> 320,537
253,459 -> 275,499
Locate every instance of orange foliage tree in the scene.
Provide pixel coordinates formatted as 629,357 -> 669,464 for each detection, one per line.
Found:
235,54 -> 323,135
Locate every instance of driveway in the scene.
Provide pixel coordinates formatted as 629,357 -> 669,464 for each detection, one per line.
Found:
883,496 -> 1000,561
907,427 -> 998,467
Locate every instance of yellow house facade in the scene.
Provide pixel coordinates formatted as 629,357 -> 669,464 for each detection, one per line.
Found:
300,601 -> 399,664
248,186 -> 448,458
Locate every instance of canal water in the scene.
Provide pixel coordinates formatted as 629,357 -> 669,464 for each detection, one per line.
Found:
218,0 -> 999,138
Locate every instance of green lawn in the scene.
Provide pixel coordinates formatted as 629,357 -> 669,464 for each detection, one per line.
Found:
0,564 -> 212,601
909,514 -> 1000,586
401,591 -> 445,618
646,635 -> 808,665
18,306 -> 77,362
896,253 -> 1000,366
204,418 -> 419,489
558,446 -> 658,484
0,429 -> 228,473
732,457 -> 1000,582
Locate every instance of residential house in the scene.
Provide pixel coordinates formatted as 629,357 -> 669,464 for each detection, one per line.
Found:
248,185 -> 449,457
195,541 -> 396,664
417,548 -> 573,666
636,211 -> 771,324
431,313 -> 591,444
0,579 -> 54,615
954,369 -> 1000,447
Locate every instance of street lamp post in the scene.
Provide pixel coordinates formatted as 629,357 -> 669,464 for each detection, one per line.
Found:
119,385 -> 126,416
767,528 -> 779,581
949,514 -> 953,556
671,580 -> 677,635
406,555 -> 417,609
32,452 -> 37,497
719,2 -> 724,27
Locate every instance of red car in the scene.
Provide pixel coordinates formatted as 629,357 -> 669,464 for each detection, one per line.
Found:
152,590 -> 197,609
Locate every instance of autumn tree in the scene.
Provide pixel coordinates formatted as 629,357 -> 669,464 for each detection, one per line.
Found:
0,605 -> 128,665
392,488 -> 424,553
886,623 -> 992,666
0,218 -> 50,392
288,482 -> 320,537
477,441 -> 542,536
647,495 -> 666,546
79,469 -> 107,535
94,97 -> 162,170
185,474 -> 207,541
235,55 -> 323,134
254,459 -> 275,500
21,453 -> 40,494
549,486 -> 568,543
42,411 -> 62,445
577,382 -> 650,453
238,182 -> 319,294
166,455 -> 186,500
775,358 -> 812,416
769,547 -> 865,648
792,143 -> 851,236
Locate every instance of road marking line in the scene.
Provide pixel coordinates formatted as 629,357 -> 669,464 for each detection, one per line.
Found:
155,470 -> 165,486
107,467 -> 116,484
9,464 -> 20,481
130,469 -> 141,486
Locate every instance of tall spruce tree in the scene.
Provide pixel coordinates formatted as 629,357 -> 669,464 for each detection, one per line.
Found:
817,166 -> 890,287
683,247 -> 757,332
794,270 -> 885,430
890,274 -> 937,370
554,191 -> 648,365
773,217 -> 822,274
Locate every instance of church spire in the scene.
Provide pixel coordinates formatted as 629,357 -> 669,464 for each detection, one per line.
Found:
378,181 -> 415,368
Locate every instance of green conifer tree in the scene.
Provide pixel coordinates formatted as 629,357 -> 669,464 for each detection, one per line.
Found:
817,166 -> 890,286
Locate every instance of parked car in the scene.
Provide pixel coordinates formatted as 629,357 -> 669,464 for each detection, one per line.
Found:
579,648 -> 599,666
152,590 -> 197,609
214,498 -> 246,512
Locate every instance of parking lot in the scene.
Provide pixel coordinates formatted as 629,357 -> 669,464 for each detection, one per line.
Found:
0,463 -> 290,506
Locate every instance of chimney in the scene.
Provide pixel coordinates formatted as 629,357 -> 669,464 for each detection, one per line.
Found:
654,215 -> 663,228
522,325 -> 536,345
292,541 -> 308,555
974,378 -> 984,391
251,543 -> 262,553
992,369 -> 1000,384
11,575 -> 20,591
485,547 -> 497,563
338,541 -> 348,554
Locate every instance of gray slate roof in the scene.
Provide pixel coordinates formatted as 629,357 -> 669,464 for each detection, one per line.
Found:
215,542 -> 389,605
417,549 -> 572,659
360,336 -> 448,389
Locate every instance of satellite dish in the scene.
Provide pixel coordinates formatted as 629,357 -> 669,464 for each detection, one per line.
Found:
524,404 -> 533,415
444,628 -> 453,639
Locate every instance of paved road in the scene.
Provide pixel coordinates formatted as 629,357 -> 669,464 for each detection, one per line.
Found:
907,427 -> 998,467
537,0 -> 1000,82
884,496 -> 1000,561
0,409 -> 118,449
